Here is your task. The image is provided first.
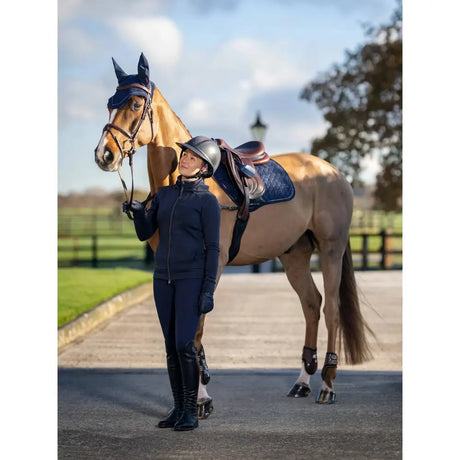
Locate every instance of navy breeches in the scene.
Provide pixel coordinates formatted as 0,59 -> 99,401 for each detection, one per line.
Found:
153,278 -> 202,354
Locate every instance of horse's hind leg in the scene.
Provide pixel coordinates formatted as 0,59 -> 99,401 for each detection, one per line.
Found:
315,239 -> 345,404
279,233 -> 322,398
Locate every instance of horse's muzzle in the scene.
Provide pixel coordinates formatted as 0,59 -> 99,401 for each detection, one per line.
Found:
94,146 -> 120,172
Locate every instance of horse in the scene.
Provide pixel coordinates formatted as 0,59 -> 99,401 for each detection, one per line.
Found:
94,53 -> 373,413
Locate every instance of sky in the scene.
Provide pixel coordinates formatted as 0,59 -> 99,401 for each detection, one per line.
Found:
58,0 -> 398,194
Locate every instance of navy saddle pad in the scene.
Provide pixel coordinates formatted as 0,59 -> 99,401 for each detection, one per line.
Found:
213,158 -> 295,211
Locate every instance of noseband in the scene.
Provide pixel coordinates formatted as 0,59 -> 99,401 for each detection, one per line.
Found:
102,83 -> 154,219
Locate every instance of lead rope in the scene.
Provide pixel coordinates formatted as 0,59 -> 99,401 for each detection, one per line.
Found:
118,153 -> 135,220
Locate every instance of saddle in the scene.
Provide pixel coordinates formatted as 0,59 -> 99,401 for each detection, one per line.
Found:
216,138 -> 268,221
215,138 -> 270,263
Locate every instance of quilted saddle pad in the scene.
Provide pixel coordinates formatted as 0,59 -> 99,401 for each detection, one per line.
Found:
213,158 -> 295,212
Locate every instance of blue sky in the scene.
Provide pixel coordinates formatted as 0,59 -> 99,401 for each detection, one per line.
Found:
58,0 -> 398,194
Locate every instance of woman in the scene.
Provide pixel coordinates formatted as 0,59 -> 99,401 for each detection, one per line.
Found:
124,136 -> 221,431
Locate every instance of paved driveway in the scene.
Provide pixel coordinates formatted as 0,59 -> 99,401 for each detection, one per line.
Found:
58,271 -> 402,459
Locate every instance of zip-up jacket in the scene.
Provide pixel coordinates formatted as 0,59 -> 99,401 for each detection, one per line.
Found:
132,177 -> 221,293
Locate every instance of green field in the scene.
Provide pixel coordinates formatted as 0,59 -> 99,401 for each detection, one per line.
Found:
350,209 -> 402,233
58,234 -> 146,266
58,267 -> 152,327
349,233 -> 402,251
59,207 -> 136,236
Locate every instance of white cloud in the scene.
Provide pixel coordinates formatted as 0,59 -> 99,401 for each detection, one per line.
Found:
217,38 -> 307,91
59,0 -> 85,21
183,98 -> 213,124
110,17 -> 183,69
65,105 -> 95,121
161,36 -> 311,131
59,25 -> 99,61
59,0 -> 167,21
59,78 -> 109,124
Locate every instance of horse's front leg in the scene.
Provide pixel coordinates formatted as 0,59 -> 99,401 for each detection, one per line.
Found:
194,314 -> 208,382
194,315 -> 214,419
193,254 -> 226,419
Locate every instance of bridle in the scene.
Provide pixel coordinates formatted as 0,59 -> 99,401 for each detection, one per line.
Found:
102,83 -> 155,219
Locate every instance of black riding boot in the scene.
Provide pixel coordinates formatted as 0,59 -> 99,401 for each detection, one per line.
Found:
174,341 -> 199,431
158,351 -> 184,428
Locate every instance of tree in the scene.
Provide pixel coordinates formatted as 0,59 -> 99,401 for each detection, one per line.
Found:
300,3 -> 402,211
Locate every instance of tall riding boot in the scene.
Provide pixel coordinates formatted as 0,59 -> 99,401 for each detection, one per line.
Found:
158,351 -> 184,428
174,341 -> 199,431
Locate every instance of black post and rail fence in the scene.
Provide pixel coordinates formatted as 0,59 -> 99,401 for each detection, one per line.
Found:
58,229 -> 402,271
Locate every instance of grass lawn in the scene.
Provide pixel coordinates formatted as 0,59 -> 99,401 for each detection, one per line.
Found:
58,267 -> 152,327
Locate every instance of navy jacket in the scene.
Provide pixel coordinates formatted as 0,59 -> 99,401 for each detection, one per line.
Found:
132,177 -> 221,293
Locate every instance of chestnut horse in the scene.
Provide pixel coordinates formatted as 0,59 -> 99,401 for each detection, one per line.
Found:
95,54 -> 372,411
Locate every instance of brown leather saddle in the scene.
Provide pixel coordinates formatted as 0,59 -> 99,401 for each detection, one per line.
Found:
215,138 -> 270,262
216,138 -> 269,219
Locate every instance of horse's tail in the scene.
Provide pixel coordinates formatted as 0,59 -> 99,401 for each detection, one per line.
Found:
339,240 -> 374,364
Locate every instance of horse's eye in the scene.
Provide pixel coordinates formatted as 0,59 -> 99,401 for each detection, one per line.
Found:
131,100 -> 142,111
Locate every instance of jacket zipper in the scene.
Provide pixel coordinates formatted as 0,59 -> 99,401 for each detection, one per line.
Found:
167,185 -> 184,284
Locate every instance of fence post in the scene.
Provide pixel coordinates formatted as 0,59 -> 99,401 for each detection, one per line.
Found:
379,229 -> 386,269
384,228 -> 393,269
362,234 -> 368,270
72,236 -> 79,267
92,235 -> 98,268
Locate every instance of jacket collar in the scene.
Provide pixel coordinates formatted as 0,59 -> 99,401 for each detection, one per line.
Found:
176,176 -> 209,192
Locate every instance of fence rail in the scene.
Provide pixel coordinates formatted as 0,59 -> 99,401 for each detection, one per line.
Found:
58,230 -> 402,271
58,209 -> 402,236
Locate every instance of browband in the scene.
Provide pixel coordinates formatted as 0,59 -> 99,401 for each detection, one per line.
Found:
116,83 -> 152,95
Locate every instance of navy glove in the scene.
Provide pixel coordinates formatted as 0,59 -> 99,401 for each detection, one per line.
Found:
199,291 -> 214,314
122,200 -> 144,214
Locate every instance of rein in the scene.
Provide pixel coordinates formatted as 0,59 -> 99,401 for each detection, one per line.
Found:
102,83 -> 154,219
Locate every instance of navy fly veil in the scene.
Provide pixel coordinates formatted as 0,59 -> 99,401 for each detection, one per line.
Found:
108,76 -> 155,109
108,53 -> 155,109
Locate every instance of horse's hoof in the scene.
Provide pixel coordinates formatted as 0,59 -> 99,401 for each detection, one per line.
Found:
197,397 -> 213,419
287,382 -> 311,398
315,390 -> 336,404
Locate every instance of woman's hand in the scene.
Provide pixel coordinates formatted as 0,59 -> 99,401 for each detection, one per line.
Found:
199,291 -> 214,314
122,200 -> 144,214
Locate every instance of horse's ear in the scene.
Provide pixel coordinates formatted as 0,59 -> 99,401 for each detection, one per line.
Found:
112,58 -> 128,83
138,53 -> 150,87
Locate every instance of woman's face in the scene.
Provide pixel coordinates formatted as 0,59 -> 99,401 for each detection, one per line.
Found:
179,149 -> 205,178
